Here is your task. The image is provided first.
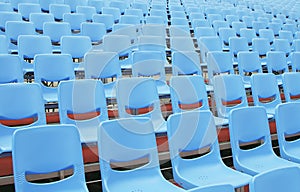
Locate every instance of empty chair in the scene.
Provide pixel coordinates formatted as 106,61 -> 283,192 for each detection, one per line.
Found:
0,2 -> 13,11
64,0 -> 87,12
293,39 -> 300,52
172,51 -> 202,76
132,51 -> 169,97
169,25 -> 190,37
131,1 -> 148,16
109,0 -> 127,14
212,20 -> 229,34
170,36 -> 196,52
111,23 -> 138,44
291,52 -> 300,72
167,110 -> 251,189
92,14 -> 114,32
12,124 -> 89,191
213,74 -> 248,119
60,35 -> 92,70
231,21 -> 247,36
124,8 -> 143,24
149,9 -> 167,25
266,51 -> 288,83
80,22 -> 106,44
279,30 -> 293,45
192,19 -> 210,29
268,22 -> 282,36
49,4 -> 71,21
229,106 -> 300,175
273,39 -> 292,62
63,13 -> 86,32
76,5 -> 96,22
0,12 -> 22,32
198,36 -> 223,63
207,14 -> 223,26
226,15 -> 239,26
116,78 -> 167,134
170,75 -> 228,126
252,20 -> 268,35
137,35 -> 167,60
5,21 -> 35,50
282,72 -> 300,102
102,7 -> 121,23
102,34 -> 132,69
229,37 -> 249,58
29,13 -> 54,33
252,38 -> 271,63
18,3 -> 41,21
43,22 -> 72,46
194,27 -> 216,39
88,0 -> 105,14
84,51 -> 121,99
0,54 -> 23,83
259,29 -> 275,45
237,51 -> 262,84
240,28 -> 256,46
0,83 -> 46,154
34,54 -> 75,103
141,24 -> 166,37
119,15 -> 140,25
145,15 -> 165,25
249,167 -> 300,192
276,102 -> 300,162
18,35 -> 52,73
98,117 -> 186,192
251,73 -> 281,117
218,27 -> 236,49
242,15 -> 254,28
58,79 -> 108,143
39,0 -> 60,12
207,51 -> 234,86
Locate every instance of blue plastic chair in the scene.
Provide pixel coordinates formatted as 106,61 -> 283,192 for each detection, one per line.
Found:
229,106 -> 299,176
192,19 -> 210,29
218,27 -> 236,49
273,39 -> 292,64
60,35 -> 92,71
116,78 -> 167,134
194,27 -> 216,39
119,15 -> 140,25
207,51 -> 235,86
84,51 -> 121,99
229,37 -> 249,59
109,0 -> 127,14
0,2 -> 13,12
132,51 -> 170,97
124,8 -> 144,24
237,51 -> 262,85
29,13 -> 54,33
197,36 -> 222,63
88,0 -> 105,14
291,52 -> 300,72
98,117 -> 186,192
0,83 -> 46,154
0,54 -> 23,83
250,73 -> 281,117
258,29 -> 275,45
141,24 -> 166,37
17,3 -> 41,21
131,1 -> 148,16
102,7 -> 121,23
172,51 -> 202,76
34,54 -> 75,103
12,124 -> 89,192
145,15 -> 165,25
266,51 -> 288,84
18,35 -> 53,74
240,28 -> 256,46
49,4 -> 71,21
58,79 -> 108,143
282,72 -> 300,102
167,111 -> 251,189
39,0 -> 59,12
213,74 -> 248,119
170,75 -> 228,126
268,22 -> 282,36
279,30 -> 293,45
76,5 -> 96,22
137,35 -> 167,59
249,166 -> 300,192
92,14 -> 114,32
80,22 -> 106,44
149,9 -> 168,25
0,12 -> 22,32
103,34 -> 132,69
212,20 -> 228,34
252,38 -> 271,63
63,13 -> 86,32
169,25 -> 191,37
188,184 -> 235,192
43,22 -> 72,46
293,39 -> 300,52
231,21 -> 246,36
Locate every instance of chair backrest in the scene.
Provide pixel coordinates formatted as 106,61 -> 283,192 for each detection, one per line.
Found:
249,166 -> 300,192
34,54 -> 75,103
13,124 -> 88,191
237,51 -> 262,82
167,111 -> 223,184
266,51 -> 288,74
103,34 -> 131,53
116,78 -> 166,133
141,24 -> 166,37
29,13 -> 54,32
60,35 -> 92,59
273,38 -> 291,56
0,54 -> 23,83
76,5 -> 96,21
207,51 -> 234,85
198,36 -> 222,62
98,117 -> 163,191
213,74 -> 248,118
228,36 -> 249,57
43,22 -> 72,43
0,83 -> 46,154
5,21 -> 35,43
49,4 -> 71,21
170,36 -> 195,52
102,6 -> 121,22
172,51 -> 202,76
259,29 -> 275,44
0,35 -> 8,54
212,20 -> 229,34
240,28 -> 256,45
137,35 -> 166,55
229,106 -> 275,174
92,14 -> 114,31
58,79 -> 108,143
170,75 -> 209,113
63,13 -> 86,31
119,15 -> 140,25
291,52 -> 300,72
18,3 -> 41,21
250,73 -> 281,115
194,26 -> 216,39
0,12 -> 22,31
231,21 -> 246,36
282,72 -> 300,102
279,30 -> 293,44
80,22 -> 106,43
252,38 -> 271,57
124,8 -> 143,23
